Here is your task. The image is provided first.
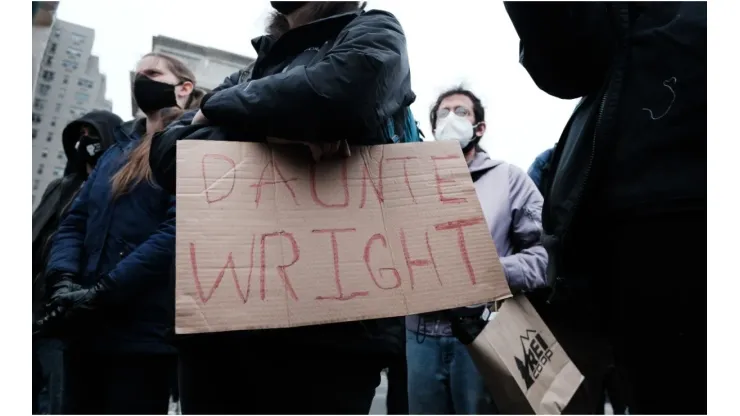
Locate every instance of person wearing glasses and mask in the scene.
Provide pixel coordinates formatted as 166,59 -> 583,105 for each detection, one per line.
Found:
35,53 -> 201,414
405,87 -> 548,414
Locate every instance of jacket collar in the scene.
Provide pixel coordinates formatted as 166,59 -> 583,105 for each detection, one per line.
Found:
250,10 -> 361,58
118,118 -> 146,143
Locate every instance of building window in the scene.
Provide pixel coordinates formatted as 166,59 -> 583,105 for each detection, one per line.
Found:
50,117 -> 57,127
33,129 -> 38,139
55,103 -> 62,113
53,28 -> 61,38
33,113 -> 42,124
77,78 -> 94,89
62,59 -> 79,72
46,131 -> 54,142
33,98 -> 46,111
58,87 -> 67,99
33,179 -> 40,191
44,55 -> 53,66
41,70 -> 55,82
57,150 -> 65,160
48,42 -> 57,54
66,47 -> 83,60
71,33 -> 86,46
74,92 -> 90,104
36,83 -> 51,97
41,148 -> 49,158
53,166 -> 64,177
62,75 -> 69,85
37,163 -> 45,175
70,107 -> 86,118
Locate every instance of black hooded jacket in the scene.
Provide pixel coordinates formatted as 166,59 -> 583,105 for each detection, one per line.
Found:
151,9 -> 413,360
149,9 -> 415,196
32,110 -> 123,320
505,2 -> 706,301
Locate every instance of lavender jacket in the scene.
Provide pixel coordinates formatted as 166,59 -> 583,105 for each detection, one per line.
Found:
406,150 -> 548,336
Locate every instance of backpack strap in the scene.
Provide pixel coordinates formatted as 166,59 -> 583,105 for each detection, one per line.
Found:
386,107 -> 424,143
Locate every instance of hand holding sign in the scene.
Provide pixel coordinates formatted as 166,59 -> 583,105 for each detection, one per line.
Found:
267,137 -> 351,162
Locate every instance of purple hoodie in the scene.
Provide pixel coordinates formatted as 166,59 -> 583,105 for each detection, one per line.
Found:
406,150 -> 548,337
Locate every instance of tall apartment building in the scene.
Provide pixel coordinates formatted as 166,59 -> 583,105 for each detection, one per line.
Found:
32,19 -> 113,209
32,2 -> 59,95
130,35 -> 254,117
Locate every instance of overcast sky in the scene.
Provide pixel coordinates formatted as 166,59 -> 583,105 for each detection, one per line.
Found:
55,0 -> 578,170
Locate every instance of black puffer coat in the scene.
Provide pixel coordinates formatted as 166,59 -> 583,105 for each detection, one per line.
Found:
150,9 -> 415,195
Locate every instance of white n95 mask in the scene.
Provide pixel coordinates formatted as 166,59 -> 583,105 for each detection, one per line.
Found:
433,114 -> 476,148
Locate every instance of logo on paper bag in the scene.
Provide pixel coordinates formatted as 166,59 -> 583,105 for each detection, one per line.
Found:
515,329 -> 554,390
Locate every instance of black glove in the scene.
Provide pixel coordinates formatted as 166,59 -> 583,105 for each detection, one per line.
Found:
444,307 -> 489,345
47,272 -> 83,302
41,275 -> 115,327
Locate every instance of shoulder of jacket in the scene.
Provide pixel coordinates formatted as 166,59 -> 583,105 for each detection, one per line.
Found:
41,178 -> 64,197
507,163 -> 539,188
351,9 -> 403,29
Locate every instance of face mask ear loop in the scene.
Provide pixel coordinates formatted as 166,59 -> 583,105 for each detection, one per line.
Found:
173,80 -> 185,109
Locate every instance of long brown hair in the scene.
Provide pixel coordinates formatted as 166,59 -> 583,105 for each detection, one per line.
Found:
266,2 -> 364,39
110,53 -> 201,198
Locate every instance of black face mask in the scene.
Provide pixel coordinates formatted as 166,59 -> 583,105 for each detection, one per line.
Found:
133,74 -> 180,114
76,135 -> 103,167
270,1 -> 307,14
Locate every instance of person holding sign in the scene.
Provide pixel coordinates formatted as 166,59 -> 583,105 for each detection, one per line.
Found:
405,87 -> 548,414
148,2 -> 420,414
35,53 -> 203,414
148,1 -> 423,196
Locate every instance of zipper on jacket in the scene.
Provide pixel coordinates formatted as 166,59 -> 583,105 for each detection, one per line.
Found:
547,92 -> 607,305
547,3 -> 628,304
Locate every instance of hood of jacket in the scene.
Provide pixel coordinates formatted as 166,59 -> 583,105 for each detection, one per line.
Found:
467,148 -> 504,175
62,110 -> 123,175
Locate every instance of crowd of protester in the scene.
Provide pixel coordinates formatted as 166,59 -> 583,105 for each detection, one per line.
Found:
32,1 -> 706,414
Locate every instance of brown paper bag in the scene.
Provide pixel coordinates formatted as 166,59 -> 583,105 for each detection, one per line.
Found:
466,295 -> 584,414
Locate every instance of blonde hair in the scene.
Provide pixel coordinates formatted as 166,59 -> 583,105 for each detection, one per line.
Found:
110,53 -> 201,198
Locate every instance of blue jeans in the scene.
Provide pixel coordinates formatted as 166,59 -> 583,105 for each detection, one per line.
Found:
406,330 -> 496,414
34,338 -> 67,414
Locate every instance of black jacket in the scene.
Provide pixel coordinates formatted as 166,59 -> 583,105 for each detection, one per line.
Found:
149,9 -> 415,196
153,9 -> 413,360
32,110 -> 122,321
505,2 -> 706,295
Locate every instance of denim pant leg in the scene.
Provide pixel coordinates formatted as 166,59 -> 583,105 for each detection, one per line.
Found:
33,348 -> 42,414
406,330 -> 452,414
35,339 -> 66,415
449,337 -> 497,414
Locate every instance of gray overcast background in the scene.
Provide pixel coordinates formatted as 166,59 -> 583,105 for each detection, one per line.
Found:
56,0 -> 577,169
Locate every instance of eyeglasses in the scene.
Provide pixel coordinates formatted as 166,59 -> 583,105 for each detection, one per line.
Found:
436,106 -> 472,119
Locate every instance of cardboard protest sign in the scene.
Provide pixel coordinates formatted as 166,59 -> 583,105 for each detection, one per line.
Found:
175,140 -> 511,334
467,296 -> 583,414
